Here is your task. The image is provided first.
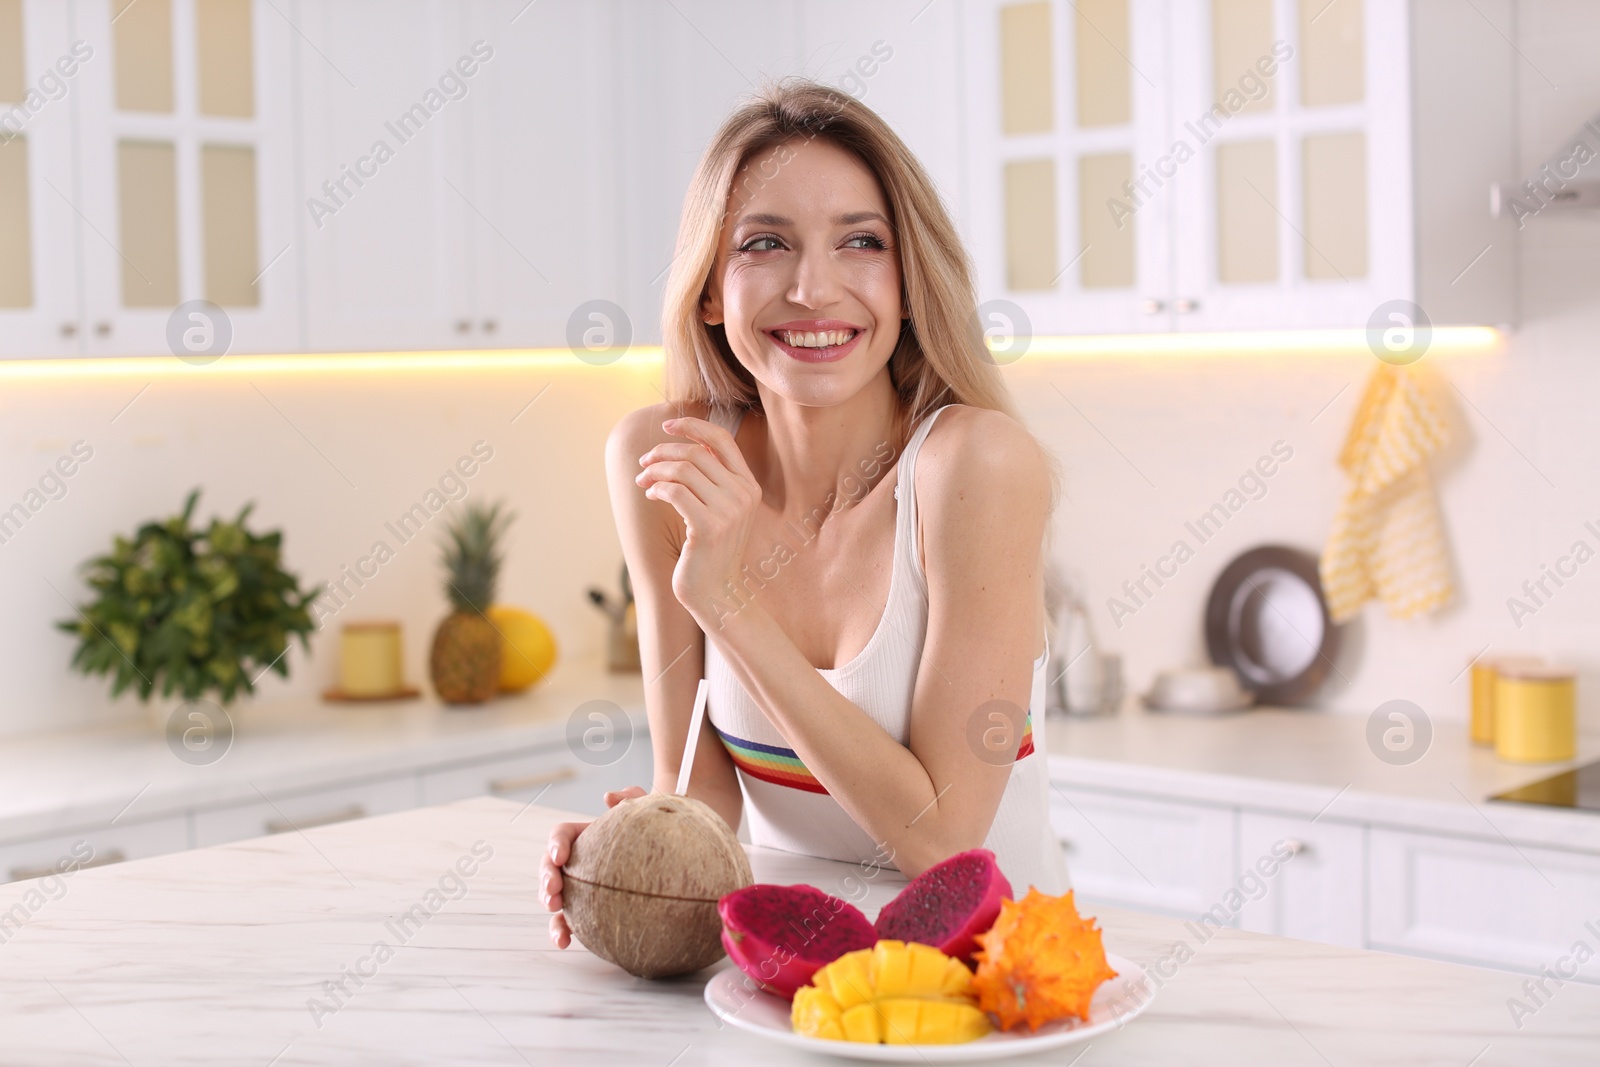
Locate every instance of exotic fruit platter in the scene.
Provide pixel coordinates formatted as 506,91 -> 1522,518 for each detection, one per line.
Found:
562,801 -> 1154,1062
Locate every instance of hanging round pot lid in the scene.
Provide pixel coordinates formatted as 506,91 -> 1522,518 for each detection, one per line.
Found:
1204,544 -> 1341,707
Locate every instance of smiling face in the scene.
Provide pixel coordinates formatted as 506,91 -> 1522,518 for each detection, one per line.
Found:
700,137 -> 904,408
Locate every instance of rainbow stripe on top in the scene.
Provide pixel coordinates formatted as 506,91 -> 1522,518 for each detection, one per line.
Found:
714,711 -> 1034,795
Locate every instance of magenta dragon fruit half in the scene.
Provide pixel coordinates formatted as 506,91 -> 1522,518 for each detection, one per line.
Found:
872,848 -> 1012,965
718,883 -> 878,999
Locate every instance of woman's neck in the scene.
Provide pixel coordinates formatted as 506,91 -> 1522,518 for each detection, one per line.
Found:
745,375 -> 905,524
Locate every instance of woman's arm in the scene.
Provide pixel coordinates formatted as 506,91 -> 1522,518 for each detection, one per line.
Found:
604,403 -> 744,831
641,406 -> 1050,877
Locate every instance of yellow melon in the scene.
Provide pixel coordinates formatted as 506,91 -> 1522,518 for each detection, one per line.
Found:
487,604 -> 557,692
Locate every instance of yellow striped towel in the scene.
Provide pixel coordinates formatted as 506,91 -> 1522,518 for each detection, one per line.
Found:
1319,363 -> 1454,622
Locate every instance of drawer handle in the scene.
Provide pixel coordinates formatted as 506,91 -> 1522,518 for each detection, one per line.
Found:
1280,838 -> 1310,858
266,805 -> 366,835
10,849 -> 126,882
1059,839 -> 1075,853
490,766 -> 579,795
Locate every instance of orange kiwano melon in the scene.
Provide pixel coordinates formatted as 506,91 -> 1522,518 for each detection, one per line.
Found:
972,888 -> 1118,1032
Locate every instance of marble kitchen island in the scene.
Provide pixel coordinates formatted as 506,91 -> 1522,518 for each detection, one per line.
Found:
0,797 -> 1594,1066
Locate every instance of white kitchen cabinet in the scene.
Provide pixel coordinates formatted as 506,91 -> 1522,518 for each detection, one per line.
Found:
454,0 -> 624,349
1050,785 -> 1237,919
420,737 -> 655,817
296,0 -> 627,353
0,813 -> 189,882
0,1 -> 94,356
1368,828 -> 1600,984
294,0 -> 472,352
191,772 -> 418,847
1,0 -> 298,357
1236,810 -> 1364,948
962,0 -> 1517,332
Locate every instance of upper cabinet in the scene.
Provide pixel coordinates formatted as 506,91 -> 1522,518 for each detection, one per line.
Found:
0,0 -> 80,354
0,0 -> 297,358
0,0 -> 1522,357
292,0 -> 623,353
74,0 -> 298,355
962,0 -> 1519,333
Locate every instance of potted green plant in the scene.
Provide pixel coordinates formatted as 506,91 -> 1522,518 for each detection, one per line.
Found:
56,488 -> 320,709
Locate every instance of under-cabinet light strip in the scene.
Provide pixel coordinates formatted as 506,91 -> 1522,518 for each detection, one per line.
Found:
0,328 -> 1501,380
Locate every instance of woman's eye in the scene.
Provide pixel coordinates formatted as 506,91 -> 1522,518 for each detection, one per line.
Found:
740,236 -> 782,252
845,233 -> 887,250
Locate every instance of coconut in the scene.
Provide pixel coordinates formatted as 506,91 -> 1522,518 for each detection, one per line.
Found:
561,792 -> 752,979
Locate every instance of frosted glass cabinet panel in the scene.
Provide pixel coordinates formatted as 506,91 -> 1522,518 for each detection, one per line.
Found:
0,130 -> 31,308
1004,158 -> 1059,290
1214,138 -> 1278,284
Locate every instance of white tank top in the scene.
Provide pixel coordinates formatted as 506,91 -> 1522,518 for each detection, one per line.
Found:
702,402 -> 1070,896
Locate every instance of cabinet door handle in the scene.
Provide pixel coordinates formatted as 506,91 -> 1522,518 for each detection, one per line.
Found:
481,319 -> 497,334
265,804 -> 366,834
10,849 -> 126,882
1059,838 -> 1074,853
1174,298 -> 1200,313
490,766 -> 579,795
1140,298 -> 1166,314
94,321 -> 112,336
59,322 -> 77,338
1280,838 -> 1310,857
456,319 -> 473,334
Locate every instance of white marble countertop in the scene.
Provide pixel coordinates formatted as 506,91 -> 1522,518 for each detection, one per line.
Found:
1047,704 -> 1600,851
0,655 -> 647,842
0,796 -> 1592,1066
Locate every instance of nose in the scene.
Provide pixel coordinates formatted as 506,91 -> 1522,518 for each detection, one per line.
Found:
786,243 -> 845,311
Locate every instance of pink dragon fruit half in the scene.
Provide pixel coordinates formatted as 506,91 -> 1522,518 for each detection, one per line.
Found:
717,883 -> 878,999
873,848 -> 1012,965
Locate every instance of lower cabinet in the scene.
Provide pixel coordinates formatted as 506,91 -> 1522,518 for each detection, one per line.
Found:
1368,828 -> 1600,983
192,774 -> 420,848
1237,811 -> 1365,949
1049,786 -> 1237,920
1050,777 -> 1600,982
0,728 -> 657,886
420,738 -> 655,817
0,815 -> 191,883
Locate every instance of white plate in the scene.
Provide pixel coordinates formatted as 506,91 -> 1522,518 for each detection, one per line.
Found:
1140,692 -> 1255,714
703,952 -> 1154,1062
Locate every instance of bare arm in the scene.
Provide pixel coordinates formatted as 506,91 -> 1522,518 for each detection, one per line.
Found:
654,407 -> 1050,877
541,403 -> 748,949
602,402 -> 744,830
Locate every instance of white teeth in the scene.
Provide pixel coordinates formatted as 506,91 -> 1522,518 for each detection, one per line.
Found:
777,329 -> 856,348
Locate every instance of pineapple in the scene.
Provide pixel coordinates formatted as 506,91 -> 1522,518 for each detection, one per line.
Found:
429,501 -> 513,704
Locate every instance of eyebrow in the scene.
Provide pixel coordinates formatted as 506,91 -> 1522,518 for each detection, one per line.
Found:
733,211 -> 890,229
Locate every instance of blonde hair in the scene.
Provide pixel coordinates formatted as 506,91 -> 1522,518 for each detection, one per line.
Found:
660,77 -> 1063,522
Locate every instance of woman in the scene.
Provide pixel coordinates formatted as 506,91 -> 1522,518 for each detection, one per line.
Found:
542,79 -> 1068,950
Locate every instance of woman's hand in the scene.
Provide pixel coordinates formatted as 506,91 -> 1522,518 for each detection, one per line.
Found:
635,417 -> 762,622
541,785 -> 647,948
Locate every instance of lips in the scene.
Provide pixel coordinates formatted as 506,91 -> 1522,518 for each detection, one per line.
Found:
764,321 -> 865,364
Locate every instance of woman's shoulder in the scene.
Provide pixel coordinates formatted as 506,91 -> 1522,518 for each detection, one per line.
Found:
912,404 -> 1053,572
917,404 -> 1050,488
605,399 -> 719,458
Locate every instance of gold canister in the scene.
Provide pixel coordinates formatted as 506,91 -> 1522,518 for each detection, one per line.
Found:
339,621 -> 405,697
1470,655 -> 1543,745
1494,663 -> 1576,763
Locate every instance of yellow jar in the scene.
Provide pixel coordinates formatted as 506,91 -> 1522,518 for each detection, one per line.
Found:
1470,655 -> 1542,745
1494,664 -> 1576,763
339,621 -> 405,697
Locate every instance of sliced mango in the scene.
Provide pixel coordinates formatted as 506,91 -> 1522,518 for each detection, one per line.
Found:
791,940 -> 992,1046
